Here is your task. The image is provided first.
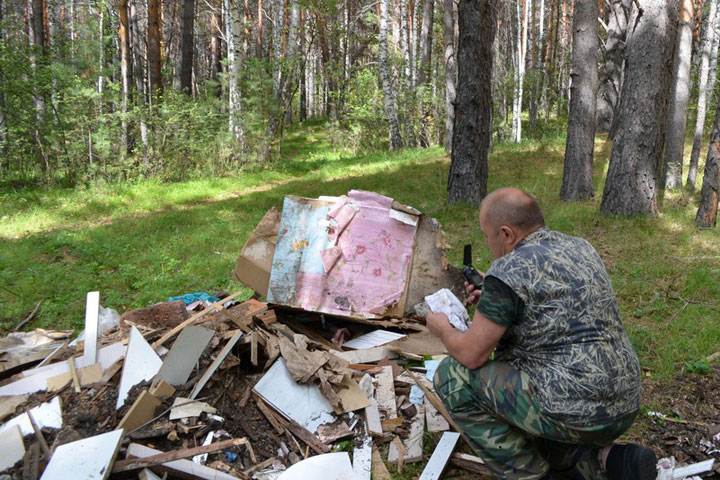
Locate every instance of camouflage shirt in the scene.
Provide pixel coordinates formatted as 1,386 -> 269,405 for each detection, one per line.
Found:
485,227 -> 642,427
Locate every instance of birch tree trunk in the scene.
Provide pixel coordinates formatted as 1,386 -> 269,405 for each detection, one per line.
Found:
0,0 -> 6,159
600,0 -> 678,216
596,0 -> 630,134
130,0 -> 148,149
663,0 -> 694,189
512,0 -> 529,143
417,0 -> 433,86
529,0 -> 544,136
688,0 -> 719,188
179,0 -> 195,95
447,0 -> 497,205
696,94 -> 720,227
226,0 -> 244,143
706,9 -> 720,104
401,0 -> 411,81
443,0 -> 456,152
379,0 -> 403,149
560,0 -> 598,200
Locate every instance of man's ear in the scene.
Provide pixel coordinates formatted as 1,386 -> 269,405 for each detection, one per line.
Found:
499,225 -> 515,243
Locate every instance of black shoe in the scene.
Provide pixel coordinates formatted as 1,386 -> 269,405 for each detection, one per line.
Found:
605,444 -> 657,480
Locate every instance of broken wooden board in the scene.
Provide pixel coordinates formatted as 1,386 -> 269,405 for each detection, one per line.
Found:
388,410 -> 425,464
81,291 -> 100,367
168,397 -> 217,420
418,431 -> 460,480
149,378 -> 176,400
0,395 -> 29,422
113,438 -> 248,472
253,357 -> 335,433
450,452 -> 493,476
352,436 -> 372,480
672,459 -> 715,478
46,362 -> 102,391
388,329 -> 448,356
139,468 -> 162,480
0,424 -> 25,472
118,390 -> 162,433
424,396 -> 450,432
117,326 -> 163,408
0,396 -> 62,436
375,366 -> 397,419
365,398 -> 383,436
40,428 -> 123,480
330,346 -> 397,364
335,375 -> 370,413
189,331 -> 243,400
124,443 -> 238,480
371,445 -> 392,480
155,325 -> 214,386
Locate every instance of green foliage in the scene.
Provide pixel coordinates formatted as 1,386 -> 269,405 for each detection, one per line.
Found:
683,358 -> 711,375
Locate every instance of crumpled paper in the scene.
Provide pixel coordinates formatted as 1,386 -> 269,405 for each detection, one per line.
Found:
424,288 -> 469,332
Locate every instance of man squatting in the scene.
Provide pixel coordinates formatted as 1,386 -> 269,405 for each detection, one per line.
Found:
426,188 -> 656,480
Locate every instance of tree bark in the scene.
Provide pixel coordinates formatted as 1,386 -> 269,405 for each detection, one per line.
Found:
379,0 -> 403,149
512,0 -> 529,143
179,0 -> 195,95
447,0 -> 497,205
443,0 -> 456,152
417,0 -> 433,86
560,0 -> 598,201
210,0 -> 222,96
596,0 -> 630,134
600,0 -> 678,216
696,101 -> 720,227
663,0 -> 694,189
147,0 -> 163,101
226,0 -> 244,143
688,0 -> 719,188
119,0 -> 134,153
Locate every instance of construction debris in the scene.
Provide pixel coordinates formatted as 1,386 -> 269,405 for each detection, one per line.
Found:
2,191 -> 693,479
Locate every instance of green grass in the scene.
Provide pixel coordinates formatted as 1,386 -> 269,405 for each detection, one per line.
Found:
1,121 -> 719,382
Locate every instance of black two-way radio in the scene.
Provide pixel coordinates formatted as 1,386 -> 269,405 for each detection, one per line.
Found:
462,244 -> 484,290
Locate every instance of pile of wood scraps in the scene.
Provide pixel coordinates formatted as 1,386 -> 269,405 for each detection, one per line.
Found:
0,289 -> 494,479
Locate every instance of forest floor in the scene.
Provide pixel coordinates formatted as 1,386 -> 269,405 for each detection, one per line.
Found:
1,121 -> 720,476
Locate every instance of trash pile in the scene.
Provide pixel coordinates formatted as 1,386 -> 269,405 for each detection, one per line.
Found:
0,191 -> 495,479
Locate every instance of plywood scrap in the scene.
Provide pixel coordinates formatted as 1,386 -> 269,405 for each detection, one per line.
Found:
138,468 -> 162,480
418,431 -> 460,480
672,458 -> 715,478
0,396 -> 62,436
0,425 -> 25,472
335,375 -> 370,413
375,366 -> 397,419
155,325 -> 214,386
168,397 -> 217,420
276,452 -> 353,480
40,429 -> 123,480
316,422 -> 353,444
113,437 -> 248,473
450,453 -> 493,476
46,362 -> 102,391
121,443 -> 238,480
118,390 -> 162,433
67,356 -> 81,393
189,331 -> 243,400
149,378 -> 175,400
117,326 -> 163,408
253,358 -> 335,433
371,445 -> 392,480
388,410 -> 424,464
0,395 -> 28,422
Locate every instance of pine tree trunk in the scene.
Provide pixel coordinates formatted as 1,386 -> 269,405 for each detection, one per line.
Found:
443,0 -> 456,153
596,0 -> 630,134
663,0 -> 694,189
379,0 -> 403,149
179,0 -> 195,95
119,0 -> 134,153
600,0 -> 678,216
147,0 -> 162,101
560,0 -> 598,201
696,101 -> 720,227
417,0 -> 433,86
210,0 -> 222,97
447,0 -> 497,205
529,0 -> 543,136
688,0 -> 718,188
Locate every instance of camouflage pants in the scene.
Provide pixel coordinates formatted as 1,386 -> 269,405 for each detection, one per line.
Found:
433,357 -> 637,480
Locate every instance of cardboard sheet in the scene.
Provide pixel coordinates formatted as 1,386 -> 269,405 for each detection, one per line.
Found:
267,191 -> 418,318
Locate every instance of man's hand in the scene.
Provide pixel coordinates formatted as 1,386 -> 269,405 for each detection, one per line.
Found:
425,312 -> 451,338
465,278 -> 484,305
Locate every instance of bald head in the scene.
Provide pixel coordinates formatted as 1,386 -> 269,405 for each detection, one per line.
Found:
480,188 -> 545,234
